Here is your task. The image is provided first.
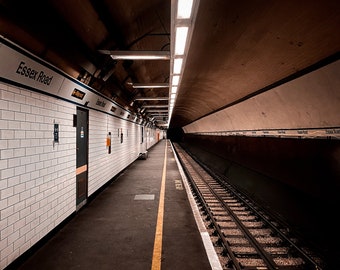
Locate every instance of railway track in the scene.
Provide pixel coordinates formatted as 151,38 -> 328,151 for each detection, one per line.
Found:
172,143 -> 324,270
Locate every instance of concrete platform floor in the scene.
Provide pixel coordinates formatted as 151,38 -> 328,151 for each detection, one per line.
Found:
10,140 -> 214,270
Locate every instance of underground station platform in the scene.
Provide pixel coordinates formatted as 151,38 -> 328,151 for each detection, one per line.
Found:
8,140 -> 220,270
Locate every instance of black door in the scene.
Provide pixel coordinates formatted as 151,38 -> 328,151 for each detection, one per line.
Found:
76,107 -> 88,209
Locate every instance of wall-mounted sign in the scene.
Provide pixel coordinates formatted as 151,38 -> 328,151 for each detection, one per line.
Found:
16,61 -> 53,85
0,39 -> 64,95
71,88 -> 86,100
96,98 -> 106,107
0,38 -> 140,125
54,123 -> 59,142
80,127 -> 84,138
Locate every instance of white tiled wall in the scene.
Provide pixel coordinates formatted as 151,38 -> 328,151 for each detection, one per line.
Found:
88,111 -> 141,195
87,111 -> 163,195
0,82 -> 162,269
0,83 -> 76,269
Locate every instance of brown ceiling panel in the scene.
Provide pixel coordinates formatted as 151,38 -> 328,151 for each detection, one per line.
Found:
50,0 -> 109,51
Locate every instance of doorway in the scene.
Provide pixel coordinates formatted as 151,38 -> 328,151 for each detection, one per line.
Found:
76,107 -> 88,210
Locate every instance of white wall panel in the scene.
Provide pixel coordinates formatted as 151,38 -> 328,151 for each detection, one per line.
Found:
0,83 -> 76,268
86,105 -> 162,196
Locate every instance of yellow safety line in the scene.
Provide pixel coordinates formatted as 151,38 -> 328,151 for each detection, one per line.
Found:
151,140 -> 167,270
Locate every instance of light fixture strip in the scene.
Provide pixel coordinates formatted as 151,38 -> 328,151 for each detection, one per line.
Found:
168,0 -> 200,127
173,58 -> 183,74
175,27 -> 189,55
142,105 -> 169,108
172,75 -> 180,85
146,109 -> 169,112
132,83 -> 169,89
98,50 -> 170,60
134,97 -> 168,101
177,0 -> 194,19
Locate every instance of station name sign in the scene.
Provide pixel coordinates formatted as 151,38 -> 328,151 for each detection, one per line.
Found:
1,38 -> 136,123
16,61 -> 53,85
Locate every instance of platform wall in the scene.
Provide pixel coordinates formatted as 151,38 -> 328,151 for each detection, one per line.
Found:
0,85 -> 161,269
0,84 -> 76,268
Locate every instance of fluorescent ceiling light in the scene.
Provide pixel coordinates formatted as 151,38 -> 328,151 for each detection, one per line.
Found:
132,83 -> 169,88
98,50 -> 170,60
177,0 -> 194,19
146,109 -> 168,112
134,97 -> 169,101
172,75 -> 180,85
175,27 -> 188,55
142,105 -> 169,108
173,58 -> 183,74
168,0 -> 200,127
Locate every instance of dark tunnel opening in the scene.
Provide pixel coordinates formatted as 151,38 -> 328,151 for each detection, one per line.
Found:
167,127 -> 185,142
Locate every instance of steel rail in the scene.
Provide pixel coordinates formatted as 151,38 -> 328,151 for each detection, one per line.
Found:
175,147 -> 242,270
173,143 -> 324,270
196,155 -> 324,270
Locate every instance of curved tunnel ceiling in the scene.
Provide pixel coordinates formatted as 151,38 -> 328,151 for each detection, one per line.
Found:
0,0 -> 339,130
172,0 -> 340,128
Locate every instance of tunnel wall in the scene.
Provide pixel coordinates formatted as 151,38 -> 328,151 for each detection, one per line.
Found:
180,134 -> 340,253
182,134 -> 340,199
183,59 -> 340,139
